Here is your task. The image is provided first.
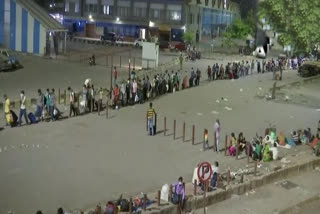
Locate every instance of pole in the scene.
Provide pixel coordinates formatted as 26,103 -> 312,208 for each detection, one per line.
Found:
254,161 -> 258,176
173,120 -> 176,140
129,50 -> 131,80
240,174 -> 244,183
106,55 -> 108,67
129,197 -> 132,214
227,169 -> 231,185
168,185 -> 172,202
143,194 -> 147,211
182,122 -> 186,142
64,90 -> 67,106
106,100 -> 108,119
203,181 -> 207,214
164,117 -> 167,136
91,96 -> 93,113
157,190 -> 161,206
193,179 -> 197,195
214,131 -> 217,152
58,88 -> 61,104
192,125 -> 195,145
225,135 -> 228,156
120,55 -> 122,68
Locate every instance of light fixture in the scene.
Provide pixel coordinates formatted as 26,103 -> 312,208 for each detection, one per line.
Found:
49,4 -> 53,8
149,21 -> 155,27
89,14 -> 92,19
116,17 -> 120,22
181,25 -> 186,32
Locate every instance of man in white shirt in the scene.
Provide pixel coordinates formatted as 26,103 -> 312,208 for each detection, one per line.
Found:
269,143 -> 279,160
18,90 -> 29,126
214,119 -> 221,152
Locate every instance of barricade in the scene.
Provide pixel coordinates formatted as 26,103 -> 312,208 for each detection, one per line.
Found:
192,125 -> 195,145
182,122 -> 186,142
173,119 -> 176,140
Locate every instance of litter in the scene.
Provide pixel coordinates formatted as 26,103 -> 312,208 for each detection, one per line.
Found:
316,109 -> 320,112
281,158 -> 291,164
211,111 -> 219,115
240,88 -> 243,92
225,106 -> 233,111
197,113 -> 203,116
258,87 -> 262,90
216,100 -> 220,103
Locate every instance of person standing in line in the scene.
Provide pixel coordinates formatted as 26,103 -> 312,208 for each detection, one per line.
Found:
82,85 -> 88,112
251,59 -> 255,75
214,119 -> 220,152
4,94 -> 11,126
50,89 -> 56,121
45,88 -> 51,114
68,87 -> 76,117
179,54 -> 184,71
36,89 -> 44,121
113,66 -> 118,85
146,102 -> 156,136
207,65 -> 212,81
18,90 -> 29,126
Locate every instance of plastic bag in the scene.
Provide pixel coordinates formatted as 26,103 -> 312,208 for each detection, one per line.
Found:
160,184 -> 169,202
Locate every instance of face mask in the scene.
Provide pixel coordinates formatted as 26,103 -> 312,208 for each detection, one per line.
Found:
178,182 -> 182,185
20,93 -> 23,98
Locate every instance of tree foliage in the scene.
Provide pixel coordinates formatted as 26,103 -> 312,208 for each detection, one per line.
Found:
222,10 -> 255,47
259,0 -> 320,53
183,30 -> 195,44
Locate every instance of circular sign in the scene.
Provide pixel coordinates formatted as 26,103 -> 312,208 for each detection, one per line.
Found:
197,162 -> 213,183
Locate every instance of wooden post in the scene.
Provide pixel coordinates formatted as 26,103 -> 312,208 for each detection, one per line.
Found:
214,131 -> 217,152
192,125 -> 195,145
168,185 -> 172,202
240,174 -> 244,183
120,55 -> 122,68
96,204 -> 102,214
146,114 -> 148,131
227,169 -> 231,185
64,90 -> 67,106
164,117 -> 167,136
133,57 -> 135,69
236,140 -> 239,160
173,120 -> 176,140
217,173 -> 220,188
91,97 -> 93,113
58,88 -> 61,104
247,142 -> 250,163
98,100 -> 100,116
129,197 -> 133,214
143,194 -> 147,211
203,181 -> 207,214
225,135 -> 228,156
182,122 -> 186,142
193,179 -> 197,195
77,93 -> 80,109
157,190 -> 161,206
106,100 -> 109,119
254,161 -> 258,176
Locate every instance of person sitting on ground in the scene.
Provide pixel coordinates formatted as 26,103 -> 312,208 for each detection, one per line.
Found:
238,132 -> 246,152
253,140 -> 263,161
292,131 -> 300,145
269,142 -> 279,160
229,133 -> 237,156
263,143 -> 272,162
210,161 -> 219,189
172,177 -> 186,212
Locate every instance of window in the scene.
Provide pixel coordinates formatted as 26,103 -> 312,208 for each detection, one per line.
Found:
152,9 -> 160,19
197,13 -> 201,24
119,7 -> 129,17
169,10 -> 181,21
103,5 -> 113,15
65,2 -> 69,12
75,3 -> 79,13
134,7 -> 147,17
189,13 -> 193,24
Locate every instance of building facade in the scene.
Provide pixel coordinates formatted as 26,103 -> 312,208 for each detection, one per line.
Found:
48,0 -> 239,42
0,0 -> 67,56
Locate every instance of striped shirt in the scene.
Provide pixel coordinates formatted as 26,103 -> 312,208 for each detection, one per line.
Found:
147,108 -> 155,118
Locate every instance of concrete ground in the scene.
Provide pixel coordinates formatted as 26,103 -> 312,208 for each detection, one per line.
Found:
194,170 -> 320,214
0,49 -> 320,214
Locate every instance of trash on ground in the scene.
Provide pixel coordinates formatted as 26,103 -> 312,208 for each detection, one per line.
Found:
225,106 -> 233,111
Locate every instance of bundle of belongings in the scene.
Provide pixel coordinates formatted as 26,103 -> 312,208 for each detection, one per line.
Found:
104,193 -> 155,214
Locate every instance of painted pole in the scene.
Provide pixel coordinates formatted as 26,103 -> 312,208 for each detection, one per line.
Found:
194,179 -> 197,195
192,125 -> 195,145
164,117 -> 167,136
173,120 -> 176,140
225,135 -> 228,156
227,169 -> 231,185
182,122 -> 186,142
157,190 -> 161,206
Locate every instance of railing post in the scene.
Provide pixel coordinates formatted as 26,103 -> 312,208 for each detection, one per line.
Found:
58,88 -> 61,104
164,117 -> 167,136
227,169 -> 231,185
157,190 -> 161,206
193,179 -> 197,195
254,161 -> 258,176
129,197 -> 133,214
182,122 -> 186,142
64,90 -> 67,106
173,119 -> 176,140
192,125 -> 195,145
225,135 -> 228,156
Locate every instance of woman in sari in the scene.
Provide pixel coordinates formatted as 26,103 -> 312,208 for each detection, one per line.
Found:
229,133 -> 237,156
263,143 -> 272,162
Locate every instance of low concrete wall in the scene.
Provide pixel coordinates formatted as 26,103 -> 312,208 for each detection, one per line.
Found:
144,157 -> 320,214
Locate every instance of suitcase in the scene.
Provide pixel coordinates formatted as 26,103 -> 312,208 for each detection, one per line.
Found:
28,112 -> 37,124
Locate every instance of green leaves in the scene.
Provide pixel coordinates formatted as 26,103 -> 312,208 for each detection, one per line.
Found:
182,30 -> 195,44
259,0 -> 320,53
